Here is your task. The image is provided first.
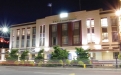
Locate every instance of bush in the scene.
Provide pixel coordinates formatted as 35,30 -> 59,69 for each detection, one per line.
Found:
29,61 -> 35,66
65,59 -> 70,65
78,61 -> 84,67
19,61 -> 25,66
119,64 -> 121,68
38,61 -> 43,67
45,60 -> 63,67
70,60 -> 78,66
59,60 -> 63,65
14,61 -> 20,66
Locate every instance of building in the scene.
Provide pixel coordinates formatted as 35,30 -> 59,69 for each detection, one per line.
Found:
9,9 -> 120,61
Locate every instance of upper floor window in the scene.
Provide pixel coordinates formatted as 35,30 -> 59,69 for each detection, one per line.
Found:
73,21 -> 79,29
101,18 -> 108,27
17,29 -> 20,36
52,25 -> 57,32
43,25 -> 45,33
32,27 -> 36,34
27,28 -> 30,35
22,28 -> 25,35
62,23 -> 68,30
110,16 -> 118,26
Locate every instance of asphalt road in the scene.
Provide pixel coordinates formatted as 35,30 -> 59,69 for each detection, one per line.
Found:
0,66 -> 121,75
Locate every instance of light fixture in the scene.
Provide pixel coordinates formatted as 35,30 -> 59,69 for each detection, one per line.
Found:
59,12 -> 68,18
2,27 -> 8,33
115,9 -> 121,16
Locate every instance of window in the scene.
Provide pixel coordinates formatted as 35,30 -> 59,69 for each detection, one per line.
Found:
86,19 -> 95,43
40,38 -> 43,46
52,25 -> 57,32
16,40 -> 19,48
112,27 -> 117,31
91,19 -> 94,27
22,28 -> 25,35
73,35 -> 79,44
17,29 -> 20,36
74,21 -> 79,29
101,18 -> 108,27
92,33 -> 95,42
86,20 -> 90,28
110,16 -> 118,26
87,34 -> 91,43
52,37 -> 57,45
112,32 -> 118,42
113,52 -> 119,59
27,39 -> 30,47
27,28 -> 30,35
32,39 -> 35,47
92,27 -> 94,33
40,26 -> 42,33
62,23 -> 68,30
102,33 -> 108,42
87,28 -> 90,33
102,28 -> 107,32
32,54 -> 35,60
62,36 -> 68,44
43,25 -> 45,33
43,38 -> 45,46
32,27 -> 36,34
21,39 -> 24,47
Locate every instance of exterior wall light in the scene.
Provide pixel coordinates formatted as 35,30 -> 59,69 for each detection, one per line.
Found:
59,12 -> 68,18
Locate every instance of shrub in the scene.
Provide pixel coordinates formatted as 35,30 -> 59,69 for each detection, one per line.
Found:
70,60 -> 78,66
78,61 -> 84,67
14,61 -> 20,66
119,64 -> 121,68
38,61 -> 43,67
19,61 -> 25,65
65,59 -> 70,65
29,61 -> 35,66
59,60 -> 63,65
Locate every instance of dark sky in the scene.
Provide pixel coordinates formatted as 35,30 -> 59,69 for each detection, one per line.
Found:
0,0 -> 119,25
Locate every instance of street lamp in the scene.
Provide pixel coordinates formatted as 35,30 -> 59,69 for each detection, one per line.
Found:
0,27 -> 9,48
2,27 -> 8,33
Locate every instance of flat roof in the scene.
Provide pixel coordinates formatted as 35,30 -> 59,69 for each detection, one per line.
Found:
11,21 -> 36,27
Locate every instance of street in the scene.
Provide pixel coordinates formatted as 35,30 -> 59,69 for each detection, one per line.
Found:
0,66 -> 121,75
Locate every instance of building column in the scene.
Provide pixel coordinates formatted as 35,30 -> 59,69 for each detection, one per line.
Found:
1,49 -> 5,61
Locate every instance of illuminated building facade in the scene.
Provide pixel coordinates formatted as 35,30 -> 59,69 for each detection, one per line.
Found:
9,9 -> 120,61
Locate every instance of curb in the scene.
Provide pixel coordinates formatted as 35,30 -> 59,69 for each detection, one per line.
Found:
3,66 -> 121,70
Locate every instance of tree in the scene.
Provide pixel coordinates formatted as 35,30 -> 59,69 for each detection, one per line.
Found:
35,49 -> 44,63
20,50 -> 29,61
76,47 -> 90,64
51,46 -> 69,60
118,53 -> 121,60
6,49 -> 18,61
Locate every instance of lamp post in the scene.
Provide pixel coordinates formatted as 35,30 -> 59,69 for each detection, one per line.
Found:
1,27 -> 8,48
115,55 -> 118,68
0,27 -> 8,61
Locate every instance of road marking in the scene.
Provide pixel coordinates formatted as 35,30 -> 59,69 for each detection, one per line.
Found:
69,73 -> 75,75
34,72 -> 61,75
34,72 -> 71,75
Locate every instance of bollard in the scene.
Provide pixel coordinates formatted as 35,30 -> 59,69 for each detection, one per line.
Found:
84,64 -> 86,68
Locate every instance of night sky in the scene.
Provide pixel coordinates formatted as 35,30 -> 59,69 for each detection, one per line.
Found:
0,0 -> 119,48
0,0 -> 118,26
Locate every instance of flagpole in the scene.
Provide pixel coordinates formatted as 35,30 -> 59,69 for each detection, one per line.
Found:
79,0 -> 81,10
50,5 -> 52,15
